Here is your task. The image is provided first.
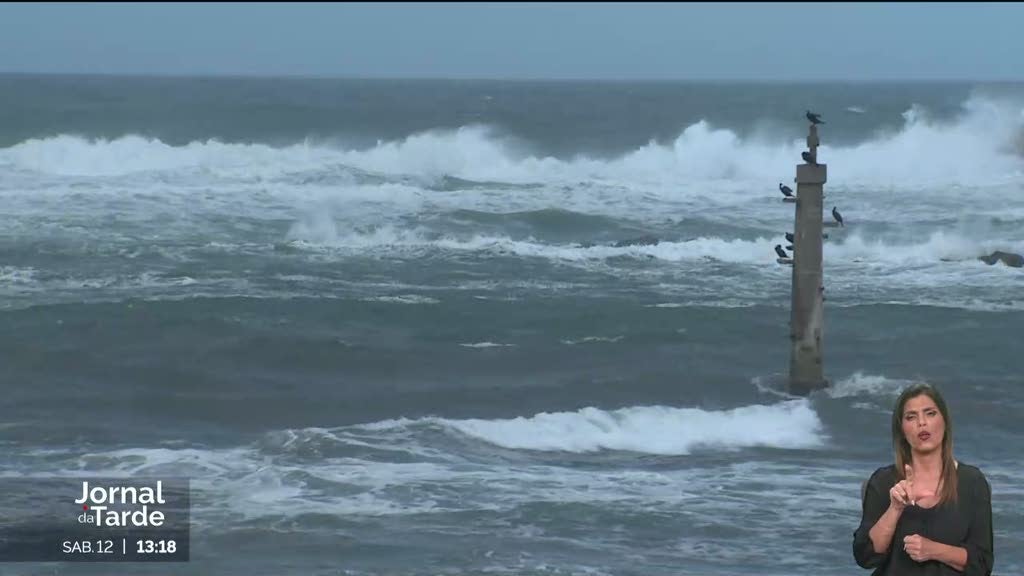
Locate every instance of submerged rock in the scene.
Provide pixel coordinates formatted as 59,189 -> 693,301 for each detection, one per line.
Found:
978,251 -> 1024,268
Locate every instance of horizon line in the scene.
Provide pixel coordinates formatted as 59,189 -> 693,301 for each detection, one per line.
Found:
2,70 -> 1023,84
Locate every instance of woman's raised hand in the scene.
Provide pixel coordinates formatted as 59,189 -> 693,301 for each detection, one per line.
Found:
889,464 -> 916,510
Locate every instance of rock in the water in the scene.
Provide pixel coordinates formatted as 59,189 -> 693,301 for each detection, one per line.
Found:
978,251 -> 1024,268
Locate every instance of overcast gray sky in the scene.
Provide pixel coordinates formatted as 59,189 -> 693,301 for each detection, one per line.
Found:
0,2 -> 1021,80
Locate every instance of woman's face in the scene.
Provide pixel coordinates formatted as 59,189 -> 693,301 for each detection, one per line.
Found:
901,394 -> 945,455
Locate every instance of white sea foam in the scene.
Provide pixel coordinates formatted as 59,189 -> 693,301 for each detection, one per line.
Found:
560,336 -> 624,345
2,95 -> 1022,313
360,295 -> 440,305
2,95 -> 1020,190
0,266 -> 37,284
825,372 -> 919,399
433,401 -> 825,454
825,230 -> 1024,267
283,224 -> 1023,270
19,405 -> 1010,533
459,342 -> 516,348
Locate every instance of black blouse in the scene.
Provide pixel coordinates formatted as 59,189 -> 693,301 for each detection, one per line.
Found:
853,463 -> 993,576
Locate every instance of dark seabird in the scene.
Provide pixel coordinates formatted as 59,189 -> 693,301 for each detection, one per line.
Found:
785,232 -> 794,243
779,183 -> 794,197
801,151 -> 817,165
806,110 -> 825,125
832,206 -> 844,227
774,244 -> 790,259
786,245 -> 794,251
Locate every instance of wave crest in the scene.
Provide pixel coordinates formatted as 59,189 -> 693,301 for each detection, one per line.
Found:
2,95 -> 1021,188
429,401 -> 825,455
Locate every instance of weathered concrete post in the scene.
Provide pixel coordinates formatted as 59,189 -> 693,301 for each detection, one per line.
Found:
789,124 -> 828,394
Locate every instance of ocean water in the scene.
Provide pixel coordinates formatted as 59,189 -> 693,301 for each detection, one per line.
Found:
0,75 -> 1022,575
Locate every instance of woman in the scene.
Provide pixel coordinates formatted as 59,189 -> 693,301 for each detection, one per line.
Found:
853,383 -> 993,575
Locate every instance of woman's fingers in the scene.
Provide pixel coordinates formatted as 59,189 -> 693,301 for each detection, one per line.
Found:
891,484 -> 907,506
904,465 -> 916,506
890,480 -> 917,507
898,479 -> 914,507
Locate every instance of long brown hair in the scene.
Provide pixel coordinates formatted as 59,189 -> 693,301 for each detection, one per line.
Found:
891,383 -> 958,505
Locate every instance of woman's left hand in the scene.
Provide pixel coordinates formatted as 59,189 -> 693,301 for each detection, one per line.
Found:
903,534 -> 933,562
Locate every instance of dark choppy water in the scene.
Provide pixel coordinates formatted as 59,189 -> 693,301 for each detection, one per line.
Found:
1,75 -> 1022,575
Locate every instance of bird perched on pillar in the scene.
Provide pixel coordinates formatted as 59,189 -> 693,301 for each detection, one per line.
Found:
832,206 -> 845,227
779,183 -> 793,197
806,110 -> 825,125
785,232 -> 794,243
774,244 -> 790,259
801,151 -> 817,165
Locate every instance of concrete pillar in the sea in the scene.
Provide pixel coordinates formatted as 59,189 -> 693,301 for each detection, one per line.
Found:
788,123 -> 829,395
